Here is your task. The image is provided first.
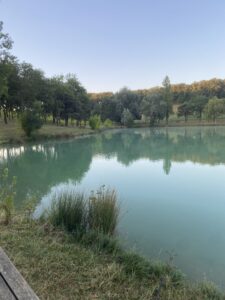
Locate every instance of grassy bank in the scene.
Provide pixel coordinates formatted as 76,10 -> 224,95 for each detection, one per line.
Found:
0,120 -> 96,145
2,118 -> 225,145
0,186 -> 224,299
0,216 -> 224,300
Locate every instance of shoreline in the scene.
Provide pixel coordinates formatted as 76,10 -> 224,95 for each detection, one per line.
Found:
0,214 -> 224,299
1,121 -> 225,147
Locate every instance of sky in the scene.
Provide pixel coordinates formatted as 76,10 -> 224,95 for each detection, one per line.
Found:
1,0 -> 225,92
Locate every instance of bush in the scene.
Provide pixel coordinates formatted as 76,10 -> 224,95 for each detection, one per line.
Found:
0,168 -> 16,225
89,115 -> 101,130
88,187 -> 119,235
21,110 -> 43,137
103,119 -> 113,128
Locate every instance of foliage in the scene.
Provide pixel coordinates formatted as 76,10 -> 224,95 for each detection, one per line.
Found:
89,114 -> 101,130
162,76 -> 172,124
204,97 -> 225,122
177,101 -> 193,121
121,108 -> 134,127
141,93 -> 167,126
21,102 -> 43,137
103,118 -> 113,128
0,168 -> 16,225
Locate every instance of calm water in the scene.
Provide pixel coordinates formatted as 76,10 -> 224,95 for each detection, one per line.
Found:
1,127 -> 225,286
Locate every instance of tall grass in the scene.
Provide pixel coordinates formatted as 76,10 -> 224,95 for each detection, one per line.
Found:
44,186 -> 119,236
88,187 -> 119,235
0,168 -> 16,225
47,191 -> 87,233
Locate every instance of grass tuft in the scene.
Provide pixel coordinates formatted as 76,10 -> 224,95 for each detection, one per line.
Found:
88,186 -> 119,235
46,190 -> 87,233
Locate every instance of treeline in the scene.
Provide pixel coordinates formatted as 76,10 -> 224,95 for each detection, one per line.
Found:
1,21 -> 225,129
90,79 -> 225,125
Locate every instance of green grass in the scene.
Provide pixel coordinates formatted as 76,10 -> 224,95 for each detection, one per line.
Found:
44,187 -> 119,236
0,216 -> 224,299
0,119 -> 95,144
88,187 -> 119,235
45,190 -> 87,233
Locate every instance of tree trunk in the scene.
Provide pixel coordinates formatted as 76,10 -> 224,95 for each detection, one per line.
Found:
65,115 -> 69,127
3,110 -> 8,124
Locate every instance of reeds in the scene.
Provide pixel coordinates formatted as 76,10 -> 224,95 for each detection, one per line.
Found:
45,186 -> 119,236
88,187 -> 119,235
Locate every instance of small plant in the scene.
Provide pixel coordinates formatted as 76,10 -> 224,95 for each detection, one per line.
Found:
103,119 -> 113,128
45,190 -> 87,233
88,186 -> 119,235
89,114 -> 101,130
0,168 -> 16,225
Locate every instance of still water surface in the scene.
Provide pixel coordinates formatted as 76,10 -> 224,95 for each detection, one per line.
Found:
1,127 -> 225,286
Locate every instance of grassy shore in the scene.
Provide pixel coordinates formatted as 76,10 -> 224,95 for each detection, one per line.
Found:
0,215 -> 223,300
0,120 -> 97,145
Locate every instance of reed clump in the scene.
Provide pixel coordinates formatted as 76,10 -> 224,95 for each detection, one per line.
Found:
44,186 -> 119,236
88,187 -> 119,235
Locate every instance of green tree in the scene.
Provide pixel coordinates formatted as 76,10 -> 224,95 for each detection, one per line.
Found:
121,108 -> 134,127
177,101 -> 193,122
141,93 -> 166,126
204,97 -> 225,123
191,95 -> 208,120
162,76 -> 172,125
0,21 -> 14,124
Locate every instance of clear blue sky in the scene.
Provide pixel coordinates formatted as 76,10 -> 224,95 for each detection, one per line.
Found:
1,0 -> 225,92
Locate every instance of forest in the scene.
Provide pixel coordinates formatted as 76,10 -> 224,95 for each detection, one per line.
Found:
1,21 -> 225,132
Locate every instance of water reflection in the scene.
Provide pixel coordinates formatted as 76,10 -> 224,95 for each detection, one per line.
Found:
2,127 -> 225,285
1,126 -> 225,206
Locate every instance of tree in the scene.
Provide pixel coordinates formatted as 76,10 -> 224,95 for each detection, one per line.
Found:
177,101 -> 193,122
162,76 -> 172,125
141,93 -> 167,126
204,97 -> 225,123
121,108 -> 134,127
0,21 -> 14,124
190,95 -> 208,120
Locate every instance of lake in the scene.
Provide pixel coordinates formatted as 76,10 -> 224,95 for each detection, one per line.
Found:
1,126 -> 225,287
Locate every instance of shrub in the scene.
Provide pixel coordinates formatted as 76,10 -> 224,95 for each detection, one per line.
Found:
46,190 -> 87,233
89,115 -> 101,130
88,187 -> 119,235
0,168 -> 16,225
103,119 -> 113,128
21,110 -> 43,137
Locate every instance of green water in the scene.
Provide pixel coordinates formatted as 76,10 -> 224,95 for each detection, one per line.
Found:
1,127 -> 225,286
